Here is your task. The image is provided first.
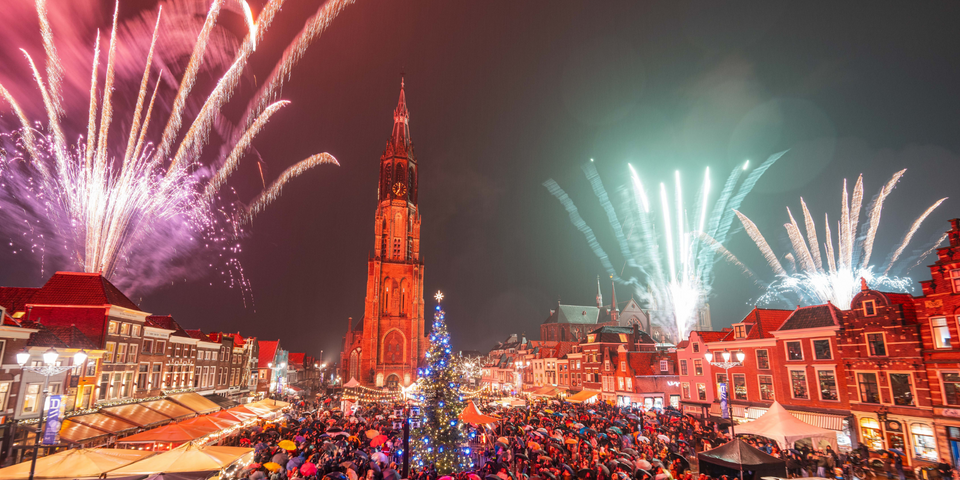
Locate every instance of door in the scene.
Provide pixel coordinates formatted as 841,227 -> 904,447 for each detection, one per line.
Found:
81,385 -> 92,409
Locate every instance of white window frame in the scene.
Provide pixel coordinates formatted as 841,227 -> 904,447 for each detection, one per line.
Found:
788,368 -> 810,400
758,374 -> 775,401
862,299 -> 877,317
931,316 -> 952,349
813,338 -> 833,360
732,373 -> 748,401
682,382 -> 691,399
660,359 -> 668,372
733,323 -> 747,339
866,332 -> 887,356
941,371 -> 960,406
951,268 -> 960,294
857,371 -> 882,404
815,367 -> 840,402
785,341 -> 804,361
888,371 -> 916,406
756,349 -> 770,369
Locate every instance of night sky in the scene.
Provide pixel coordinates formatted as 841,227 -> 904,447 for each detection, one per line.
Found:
3,1 -> 960,363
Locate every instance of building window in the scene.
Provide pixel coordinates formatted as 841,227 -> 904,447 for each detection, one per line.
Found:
660,360 -> 668,372
682,383 -> 690,399
952,269 -> 960,293
626,377 -> 632,391
860,418 -> 883,450
689,342 -> 698,353
912,424 -> 938,461
759,375 -> 775,401
818,370 -> 839,401
21,383 -> 41,414
790,370 -> 809,399
733,373 -> 747,400
152,364 -> 161,387
890,373 -> 914,406
117,343 -> 127,363
85,360 -> 96,377
863,300 -> 877,317
694,359 -> 703,376
858,373 -> 880,403
620,361 -> 626,372
137,364 -> 149,390
932,317 -> 952,349
142,339 -> 153,354
155,341 -> 165,355
680,360 -> 688,376
756,349 -> 770,369
786,341 -> 803,360
867,333 -> 886,356
120,323 -> 130,336
617,377 -> 624,391
108,321 -> 119,335
734,324 -> 747,339
813,339 -> 832,360
697,383 -> 706,401
131,325 -> 141,337
105,342 -> 116,363
128,344 -> 138,364
944,373 -> 960,405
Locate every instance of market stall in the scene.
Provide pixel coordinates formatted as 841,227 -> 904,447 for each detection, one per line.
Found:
0,448 -> 154,479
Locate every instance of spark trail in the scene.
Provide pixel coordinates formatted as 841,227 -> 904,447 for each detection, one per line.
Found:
736,170 -> 947,308
0,0 -> 352,296
545,151 -> 785,339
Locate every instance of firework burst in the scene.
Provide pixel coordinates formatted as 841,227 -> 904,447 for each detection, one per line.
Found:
736,170 -> 948,308
0,0 -> 351,296
545,152 -> 784,339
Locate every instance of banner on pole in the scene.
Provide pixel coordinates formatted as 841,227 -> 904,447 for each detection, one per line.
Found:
719,384 -> 729,419
42,395 -> 64,445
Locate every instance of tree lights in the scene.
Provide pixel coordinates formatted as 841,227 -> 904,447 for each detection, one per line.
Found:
410,297 -> 470,474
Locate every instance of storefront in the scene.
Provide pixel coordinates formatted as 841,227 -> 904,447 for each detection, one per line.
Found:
724,405 -> 853,451
854,412 -> 938,467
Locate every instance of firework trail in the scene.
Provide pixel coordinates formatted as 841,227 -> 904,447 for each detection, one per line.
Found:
545,151 -> 785,339
0,0 -> 351,296
736,170 -> 948,308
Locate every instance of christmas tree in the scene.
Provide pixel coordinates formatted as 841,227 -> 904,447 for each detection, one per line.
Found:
411,293 -> 471,474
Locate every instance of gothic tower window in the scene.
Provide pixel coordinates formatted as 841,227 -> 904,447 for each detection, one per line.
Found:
349,349 -> 361,382
409,166 -> 416,202
391,279 -> 400,314
400,279 -> 409,315
382,279 -> 391,315
384,163 -> 392,196
384,330 -> 404,364
396,165 -> 406,190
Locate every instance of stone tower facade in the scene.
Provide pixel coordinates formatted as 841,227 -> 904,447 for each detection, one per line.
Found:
340,80 -> 427,388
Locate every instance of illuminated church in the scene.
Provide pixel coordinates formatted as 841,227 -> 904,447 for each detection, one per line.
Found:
339,80 -> 427,388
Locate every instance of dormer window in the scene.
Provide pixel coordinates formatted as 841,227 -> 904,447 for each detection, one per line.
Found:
863,300 -> 877,317
733,324 -> 747,339
952,269 -> 960,293
692,343 -> 700,353
587,334 -> 596,343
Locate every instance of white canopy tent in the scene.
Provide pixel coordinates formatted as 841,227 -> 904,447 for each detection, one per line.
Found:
735,402 -> 838,451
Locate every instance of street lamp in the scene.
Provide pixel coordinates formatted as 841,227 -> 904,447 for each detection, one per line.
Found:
514,360 -> 530,395
18,348 -> 87,480
704,350 -> 745,438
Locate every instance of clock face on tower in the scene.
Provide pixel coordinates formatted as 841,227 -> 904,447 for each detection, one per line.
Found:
392,182 -> 406,197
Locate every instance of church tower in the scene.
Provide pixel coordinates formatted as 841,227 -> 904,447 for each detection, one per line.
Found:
341,79 -> 427,388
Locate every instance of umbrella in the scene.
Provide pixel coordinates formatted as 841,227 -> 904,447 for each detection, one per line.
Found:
278,440 -> 297,451
565,438 -> 578,445
607,427 -> 623,435
0,448 -> 154,479
263,463 -> 282,472
371,434 -> 389,447
890,448 -> 906,456
497,437 -> 510,445
366,429 -> 381,439
657,434 -> 670,442
301,463 -> 318,476
372,452 -> 389,464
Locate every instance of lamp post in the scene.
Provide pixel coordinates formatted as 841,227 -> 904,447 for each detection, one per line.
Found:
17,348 -> 87,480
514,360 -> 530,396
704,350 -> 745,438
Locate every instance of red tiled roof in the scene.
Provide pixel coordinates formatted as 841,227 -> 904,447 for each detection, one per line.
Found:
25,305 -> 108,346
695,330 -> 729,342
28,272 -> 140,310
288,352 -> 305,366
0,287 -> 40,313
258,340 -> 279,366
778,303 -> 842,331
720,308 -> 793,341
228,333 -> 246,347
185,329 -> 209,341
27,324 -> 98,349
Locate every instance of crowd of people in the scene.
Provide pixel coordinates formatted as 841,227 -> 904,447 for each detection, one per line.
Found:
225,394 -> 954,480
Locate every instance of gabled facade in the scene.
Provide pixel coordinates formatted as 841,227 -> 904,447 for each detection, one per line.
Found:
677,330 -> 728,416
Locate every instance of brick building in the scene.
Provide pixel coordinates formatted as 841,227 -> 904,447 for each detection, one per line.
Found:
677,330 -> 728,417
340,80 -> 427,389
916,218 -> 960,466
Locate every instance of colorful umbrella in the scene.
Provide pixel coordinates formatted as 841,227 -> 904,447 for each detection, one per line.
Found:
301,463 -> 318,476
366,429 -> 381,439
371,435 -> 389,447
264,462 -> 281,472
278,440 -> 297,451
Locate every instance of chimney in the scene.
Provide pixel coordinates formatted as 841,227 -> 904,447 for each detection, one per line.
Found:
346,317 -> 353,333
950,219 -> 960,247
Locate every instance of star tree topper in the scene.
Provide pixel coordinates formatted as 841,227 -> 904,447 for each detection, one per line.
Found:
434,290 -> 444,303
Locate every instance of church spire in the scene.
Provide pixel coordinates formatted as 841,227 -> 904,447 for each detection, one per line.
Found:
596,275 -> 603,308
390,76 -> 411,150
610,275 -> 619,321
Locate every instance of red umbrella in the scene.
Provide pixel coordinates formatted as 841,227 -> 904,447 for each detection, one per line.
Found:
371,435 -> 389,447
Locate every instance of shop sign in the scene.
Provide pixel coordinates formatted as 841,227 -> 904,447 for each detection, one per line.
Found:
942,408 -> 960,418
667,381 -> 680,386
